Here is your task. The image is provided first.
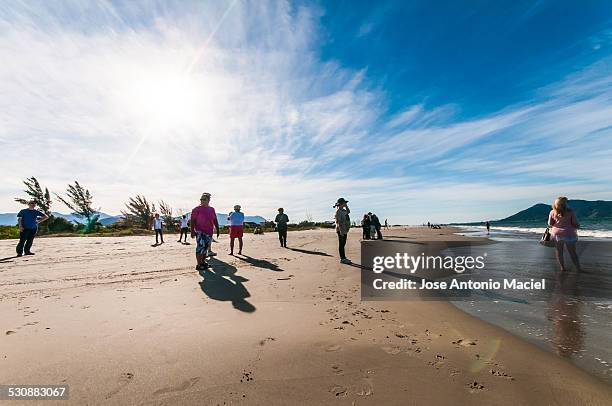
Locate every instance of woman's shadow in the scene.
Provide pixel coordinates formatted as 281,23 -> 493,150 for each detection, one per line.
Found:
199,258 -> 256,313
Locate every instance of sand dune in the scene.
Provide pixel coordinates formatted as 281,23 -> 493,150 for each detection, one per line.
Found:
1,228 -> 610,405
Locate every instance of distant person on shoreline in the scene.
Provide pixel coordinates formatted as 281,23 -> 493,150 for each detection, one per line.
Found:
274,208 -> 289,247
384,219 -> 389,230
153,213 -> 164,246
485,221 -> 490,234
334,198 -> 351,264
361,214 -> 371,240
177,214 -> 189,244
548,197 -> 581,272
228,205 -> 245,255
16,200 -> 49,257
191,193 -> 219,271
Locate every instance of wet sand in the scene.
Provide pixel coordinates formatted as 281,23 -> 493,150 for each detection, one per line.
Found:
1,228 -> 610,405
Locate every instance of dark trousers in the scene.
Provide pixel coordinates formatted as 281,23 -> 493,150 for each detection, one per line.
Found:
155,229 -> 164,244
338,232 -> 347,259
362,227 -> 370,239
179,227 -> 188,242
375,226 -> 383,240
16,228 -> 37,255
278,228 -> 287,247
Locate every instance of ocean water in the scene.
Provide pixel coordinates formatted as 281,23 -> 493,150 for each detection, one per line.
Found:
452,226 -> 612,383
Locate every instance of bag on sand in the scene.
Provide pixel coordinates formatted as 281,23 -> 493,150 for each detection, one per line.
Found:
539,227 -> 554,247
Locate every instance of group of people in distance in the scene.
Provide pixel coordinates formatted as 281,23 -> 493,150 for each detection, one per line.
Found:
361,212 -> 385,240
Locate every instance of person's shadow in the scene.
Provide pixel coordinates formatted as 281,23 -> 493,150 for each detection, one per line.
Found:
287,247 -> 332,257
199,258 -> 256,313
235,255 -> 283,272
0,255 -> 20,263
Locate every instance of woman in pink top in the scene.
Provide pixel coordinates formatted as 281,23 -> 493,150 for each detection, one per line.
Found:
547,197 -> 581,272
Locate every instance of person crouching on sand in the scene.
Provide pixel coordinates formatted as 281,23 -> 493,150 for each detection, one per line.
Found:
178,214 -> 189,243
334,198 -> 351,264
191,193 -> 219,271
548,196 -> 581,272
228,204 -> 245,255
275,208 -> 289,247
153,213 -> 164,245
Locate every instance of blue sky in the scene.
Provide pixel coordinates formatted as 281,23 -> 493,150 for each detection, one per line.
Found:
1,0 -> 611,223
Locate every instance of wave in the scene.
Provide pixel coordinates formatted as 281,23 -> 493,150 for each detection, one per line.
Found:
460,225 -> 612,239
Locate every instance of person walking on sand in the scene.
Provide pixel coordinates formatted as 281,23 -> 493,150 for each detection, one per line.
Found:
177,214 -> 189,243
16,200 -> 49,257
384,219 -> 389,230
275,208 -> 289,247
334,198 -> 351,264
548,197 -> 581,272
152,213 -> 164,245
228,205 -> 245,255
361,214 -> 371,240
191,193 -> 220,271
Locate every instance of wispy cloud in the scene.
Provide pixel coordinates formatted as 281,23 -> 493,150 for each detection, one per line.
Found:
1,1 -> 611,224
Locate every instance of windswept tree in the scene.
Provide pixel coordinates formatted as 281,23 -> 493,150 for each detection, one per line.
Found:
15,177 -> 52,215
55,181 -> 97,225
123,195 -> 155,229
158,200 -> 175,231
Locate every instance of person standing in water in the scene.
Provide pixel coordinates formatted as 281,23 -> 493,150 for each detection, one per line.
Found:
548,197 -> 581,272
177,214 -> 189,243
485,221 -> 490,234
153,213 -> 164,245
16,200 -> 49,257
190,193 -> 219,271
334,198 -> 351,264
228,205 -> 245,255
275,208 -> 289,247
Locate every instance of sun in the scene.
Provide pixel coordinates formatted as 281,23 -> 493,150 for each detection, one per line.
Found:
122,71 -> 205,131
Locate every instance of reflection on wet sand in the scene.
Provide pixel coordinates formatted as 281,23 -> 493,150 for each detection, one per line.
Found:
546,273 -> 584,358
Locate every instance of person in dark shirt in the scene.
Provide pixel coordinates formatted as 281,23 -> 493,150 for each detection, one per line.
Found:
370,213 -> 383,240
361,214 -> 371,240
274,208 -> 289,247
16,200 -> 49,256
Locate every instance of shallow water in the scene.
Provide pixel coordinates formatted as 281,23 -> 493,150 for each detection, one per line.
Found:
452,228 -> 612,383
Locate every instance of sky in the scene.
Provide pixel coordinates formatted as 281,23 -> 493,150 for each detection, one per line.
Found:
1,0 -> 611,224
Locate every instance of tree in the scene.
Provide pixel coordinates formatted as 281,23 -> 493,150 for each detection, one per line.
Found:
158,200 -> 175,231
15,177 -> 52,215
123,195 -> 155,229
55,181 -> 96,225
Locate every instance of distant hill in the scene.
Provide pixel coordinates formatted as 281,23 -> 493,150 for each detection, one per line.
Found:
458,200 -> 612,226
216,213 -> 266,226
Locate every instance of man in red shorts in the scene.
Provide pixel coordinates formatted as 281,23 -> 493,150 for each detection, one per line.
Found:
227,204 -> 245,255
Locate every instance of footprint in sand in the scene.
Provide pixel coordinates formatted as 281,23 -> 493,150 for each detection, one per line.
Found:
452,338 -> 477,347
5,330 -> 16,335
354,378 -> 374,397
326,344 -> 342,352
331,365 -> 344,375
105,372 -> 134,399
330,385 -> 348,397
153,377 -> 200,396
490,369 -> 514,380
259,337 -> 276,346
467,381 -> 485,393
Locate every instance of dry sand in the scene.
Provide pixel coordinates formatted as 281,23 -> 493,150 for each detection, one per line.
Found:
0,227 -> 610,405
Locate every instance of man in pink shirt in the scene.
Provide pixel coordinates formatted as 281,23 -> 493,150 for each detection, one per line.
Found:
190,192 -> 220,271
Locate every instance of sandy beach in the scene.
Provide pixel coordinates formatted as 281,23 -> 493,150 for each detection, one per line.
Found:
1,227 -> 610,405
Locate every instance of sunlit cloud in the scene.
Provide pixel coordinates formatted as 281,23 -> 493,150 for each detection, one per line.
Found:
1,0 -> 611,224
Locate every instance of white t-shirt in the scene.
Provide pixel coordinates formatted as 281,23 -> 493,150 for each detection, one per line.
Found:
180,217 -> 189,228
153,218 -> 163,230
228,211 -> 245,226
